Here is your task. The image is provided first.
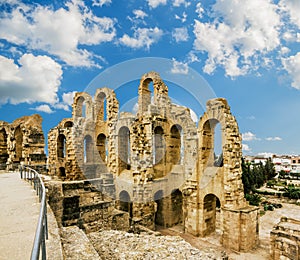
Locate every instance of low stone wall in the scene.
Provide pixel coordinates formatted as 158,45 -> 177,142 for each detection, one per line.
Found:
46,179 -> 129,233
270,217 -> 300,260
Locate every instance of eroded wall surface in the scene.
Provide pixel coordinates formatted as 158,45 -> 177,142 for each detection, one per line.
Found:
0,114 -> 46,170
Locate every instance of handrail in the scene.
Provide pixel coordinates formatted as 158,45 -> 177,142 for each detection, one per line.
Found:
20,165 -> 48,260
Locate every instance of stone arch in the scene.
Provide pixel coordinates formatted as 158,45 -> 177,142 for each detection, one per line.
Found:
153,126 -> 165,165
203,193 -> 221,236
154,190 -> 165,227
64,121 -> 73,128
118,126 -> 130,173
59,167 -> 66,178
84,135 -> 93,163
169,124 -> 183,165
73,93 -> 93,118
170,189 -> 183,225
94,88 -> 119,122
0,128 -> 8,168
14,125 -> 23,162
97,133 -> 107,163
57,134 -> 66,159
137,72 -> 169,115
118,190 -> 132,217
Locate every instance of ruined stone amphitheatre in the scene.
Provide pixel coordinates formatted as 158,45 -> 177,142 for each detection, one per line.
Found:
1,72 -> 298,259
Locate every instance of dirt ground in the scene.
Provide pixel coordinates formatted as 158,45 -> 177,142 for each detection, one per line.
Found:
158,200 -> 300,260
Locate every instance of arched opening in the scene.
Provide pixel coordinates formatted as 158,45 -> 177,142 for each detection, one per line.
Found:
57,134 -> 66,159
64,121 -> 73,128
118,190 -> 132,217
138,78 -> 153,114
153,126 -> 165,165
203,194 -> 221,236
170,189 -> 183,226
84,135 -> 93,163
214,122 -> 223,167
97,133 -> 107,163
75,96 -> 86,117
15,126 -> 23,162
202,119 -> 223,167
0,129 -> 8,169
169,125 -> 182,165
59,167 -> 66,178
118,126 -> 130,173
154,190 -> 164,227
96,92 -> 107,121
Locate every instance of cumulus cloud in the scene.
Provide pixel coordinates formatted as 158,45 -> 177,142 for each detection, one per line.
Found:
282,52 -> 300,89
266,136 -> 282,141
0,1 -> 116,67
193,0 -> 281,77
92,0 -> 112,7
32,104 -> 54,114
279,0 -> 300,28
242,143 -> 251,152
173,0 -> 190,8
170,59 -> 189,75
242,132 -> 260,141
147,0 -> 167,9
172,27 -> 189,42
119,27 -> 163,49
0,54 -> 62,105
133,9 -> 148,20
195,2 -> 204,18
175,12 -> 187,23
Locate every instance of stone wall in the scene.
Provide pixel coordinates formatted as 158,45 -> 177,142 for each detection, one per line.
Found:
270,217 -> 300,260
0,114 -> 46,170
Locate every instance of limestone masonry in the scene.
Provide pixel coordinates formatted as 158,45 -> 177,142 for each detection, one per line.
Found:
45,71 -> 259,252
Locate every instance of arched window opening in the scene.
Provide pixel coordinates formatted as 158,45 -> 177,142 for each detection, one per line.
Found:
15,126 -> 23,162
169,125 -> 183,165
154,190 -> 164,227
0,129 -> 8,169
84,135 -> 93,163
214,122 -> 223,167
170,189 -> 183,226
138,78 -> 153,114
154,126 -> 165,165
203,194 -> 221,236
57,134 -> 66,159
118,126 -> 130,173
202,119 -> 223,167
59,167 -> 66,178
97,133 -> 107,163
75,96 -> 86,117
96,92 -> 107,122
118,190 -> 132,217
64,121 -> 73,128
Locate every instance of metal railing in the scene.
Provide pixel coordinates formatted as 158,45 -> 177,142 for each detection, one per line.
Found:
20,165 -> 48,260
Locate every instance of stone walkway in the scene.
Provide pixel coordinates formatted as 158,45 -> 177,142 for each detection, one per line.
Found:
0,171 -> 40,260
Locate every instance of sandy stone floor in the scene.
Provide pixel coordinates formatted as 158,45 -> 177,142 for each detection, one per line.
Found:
158,201 -> 300,260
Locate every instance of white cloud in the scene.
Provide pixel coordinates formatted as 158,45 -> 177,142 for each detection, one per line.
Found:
92,0 -> 112,7
266,136 -> 282,141
242,132 -> 260,141
170,59 -> 189,75
195,2 -> 204,18
173,0 -> 190,8
193,0 -> 281,77
119,27 -> 163,49
147,0 -> 167,9
172,27 -> 189,42
32,104 -> 54,114
242,143 -> 251,152
133,9 -> 148,20
282,52 -> 300,89
0,1 -> 116,67
62,91 -> 77,106
0,54 -> 62,105
175,12 -> 187,23
187,51 -> 200,63
279,0 -> 300,28
257,152 -> 274,158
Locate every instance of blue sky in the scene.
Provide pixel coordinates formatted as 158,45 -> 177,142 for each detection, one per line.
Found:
1,0 -> 300,156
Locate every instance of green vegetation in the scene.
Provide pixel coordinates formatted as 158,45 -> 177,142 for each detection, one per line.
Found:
241,157 -> 276,195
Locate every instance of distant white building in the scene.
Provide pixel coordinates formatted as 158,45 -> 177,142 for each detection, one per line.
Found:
272,155 -> 292,173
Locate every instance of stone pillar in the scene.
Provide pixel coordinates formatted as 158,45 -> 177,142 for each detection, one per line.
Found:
222,206 -> 259,251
